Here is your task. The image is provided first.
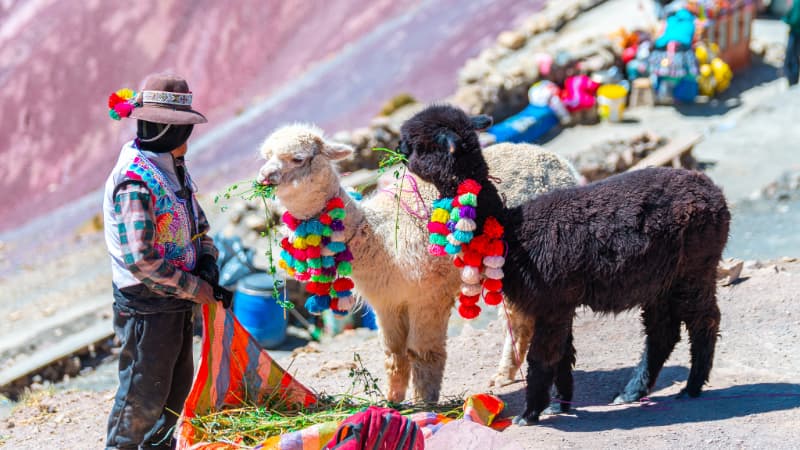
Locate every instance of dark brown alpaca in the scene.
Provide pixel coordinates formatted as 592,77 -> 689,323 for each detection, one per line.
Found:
399,104 -> 730,424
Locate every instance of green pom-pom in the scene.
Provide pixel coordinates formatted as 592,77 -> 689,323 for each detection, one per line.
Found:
321,226 -> 333,237
307,258 -> 322,269
337,261 -> 352,275
458,193 -> 477,206
293,260 -> 307,272
450,208 -> 461,222
109,109 -> 121,120
329,208 -> 346,220
429,234 -> 448,246
317,274 -> 334,283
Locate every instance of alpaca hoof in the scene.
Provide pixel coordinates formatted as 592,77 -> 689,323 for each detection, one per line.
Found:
613,388 -> 648,405
542,401 -> 570,415
512,411 -> 540,426
488,373 -> 516,388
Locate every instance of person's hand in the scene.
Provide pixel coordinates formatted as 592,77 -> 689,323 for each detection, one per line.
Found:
195,280 -> 218,305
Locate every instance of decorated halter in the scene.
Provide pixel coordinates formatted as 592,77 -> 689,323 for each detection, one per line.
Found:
279,197 -> 355,316
108,88 -> 138,120
428,179 -> 505,319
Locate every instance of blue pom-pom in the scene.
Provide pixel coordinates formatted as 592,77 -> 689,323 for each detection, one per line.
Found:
445,243 -> 461,254
305,295 -> 331,315
280,250 -> 294,265
453,230 -> 474,243
295,221 -> 308,237
321,256 -> 336,268
335,290 -> 352,298
306,219 -> 324,235
332,309 -> 349,316
432,198 -> 453,209
326,241 -> 346,253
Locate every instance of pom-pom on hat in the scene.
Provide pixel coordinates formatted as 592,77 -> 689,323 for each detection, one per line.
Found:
108,73 -> 207,125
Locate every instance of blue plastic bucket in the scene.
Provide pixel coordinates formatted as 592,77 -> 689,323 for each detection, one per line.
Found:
233,273 -> 287,348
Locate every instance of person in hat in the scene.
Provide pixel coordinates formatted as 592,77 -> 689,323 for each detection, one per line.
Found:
103,73 -> 230,449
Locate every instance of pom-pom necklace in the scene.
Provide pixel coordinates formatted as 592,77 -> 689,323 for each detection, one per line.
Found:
427,179 -> 506,319
279,196 -> 355,316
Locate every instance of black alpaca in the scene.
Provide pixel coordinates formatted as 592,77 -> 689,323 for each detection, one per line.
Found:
399,104 -> 730,424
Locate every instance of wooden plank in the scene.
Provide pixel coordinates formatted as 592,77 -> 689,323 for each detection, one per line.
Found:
0,320 -> 113,390
627,134 -> 703,172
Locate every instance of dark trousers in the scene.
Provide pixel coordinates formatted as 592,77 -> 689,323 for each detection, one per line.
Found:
786,31 -> 800,86
105,303 -> 195,449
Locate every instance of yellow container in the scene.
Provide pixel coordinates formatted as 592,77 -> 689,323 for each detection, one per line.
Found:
596,84 -> 628,122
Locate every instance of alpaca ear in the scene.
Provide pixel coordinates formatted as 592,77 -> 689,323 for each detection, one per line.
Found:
321,141 -> 354,161
470,114 -> 493,131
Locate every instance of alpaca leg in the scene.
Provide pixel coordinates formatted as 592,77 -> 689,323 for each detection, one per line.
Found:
490,301 -> 534,387
373,304 -> 410,403
406,300 -> 450,403
681,290 -> 720,398
614,302 -> 681,404
543,331 -> 575,414
513,317 -> 572,425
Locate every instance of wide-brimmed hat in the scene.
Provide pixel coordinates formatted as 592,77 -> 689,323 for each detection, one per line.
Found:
126,73 -> 207,125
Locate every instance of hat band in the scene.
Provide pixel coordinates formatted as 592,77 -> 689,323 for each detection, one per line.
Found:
142,90 -> 193,106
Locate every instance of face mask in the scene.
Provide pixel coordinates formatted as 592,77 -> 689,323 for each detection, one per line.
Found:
136,120 -> 194,153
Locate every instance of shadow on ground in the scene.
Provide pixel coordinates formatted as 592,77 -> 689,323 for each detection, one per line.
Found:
498,365 -> 800,431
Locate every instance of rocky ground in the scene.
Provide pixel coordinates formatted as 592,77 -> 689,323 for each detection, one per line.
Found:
2,0 -> 800,448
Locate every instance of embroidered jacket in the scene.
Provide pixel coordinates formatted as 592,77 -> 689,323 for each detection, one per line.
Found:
103,141 -> 217,301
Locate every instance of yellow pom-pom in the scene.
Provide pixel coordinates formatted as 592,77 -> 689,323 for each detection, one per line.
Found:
431,208 -> 450,223
306,234 -> 322,247
116,88 -> 134,100
287,268 -> 296,277
279,260 -> 289,270
293,237 -> 308,250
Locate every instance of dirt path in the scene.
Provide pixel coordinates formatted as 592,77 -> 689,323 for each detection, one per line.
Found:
3,260 -> 798,449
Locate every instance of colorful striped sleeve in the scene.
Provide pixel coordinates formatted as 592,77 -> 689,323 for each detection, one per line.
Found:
114,182 -> 200,301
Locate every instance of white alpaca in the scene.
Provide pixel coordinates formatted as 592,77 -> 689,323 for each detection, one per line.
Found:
258,123 -> 578,402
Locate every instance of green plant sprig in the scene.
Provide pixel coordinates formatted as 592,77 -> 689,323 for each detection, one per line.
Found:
373,147 -> 409,249
214,180 -> 290,309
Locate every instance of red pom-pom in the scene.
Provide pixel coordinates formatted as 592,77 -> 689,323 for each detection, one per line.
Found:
483,278 -> 503,292
282,211 -> 299,230
459,293 -> 480,306
457,179 -> 482,195
114,102 -> 134,118
108,92 -> 123,108
319,213 -> 332,225
333,278 -> 354,291
487,239 -> 505,256
482,216 -> 504,239
484,291 -> 503,306
453,256 -> 465,268
458,304 -> 481,319
469,235 -> 491,255
326,197 -> 345,210
463,250 -> 483,267
280,237 -> 291,250
306,246 -> 321,259
306,282 -> 331,295
427,222 -> 450,235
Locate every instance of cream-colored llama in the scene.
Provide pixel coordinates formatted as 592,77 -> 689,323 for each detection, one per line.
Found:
257,123 -> 578,402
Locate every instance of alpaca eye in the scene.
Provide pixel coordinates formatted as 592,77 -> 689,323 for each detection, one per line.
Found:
292,155 -> 306,164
